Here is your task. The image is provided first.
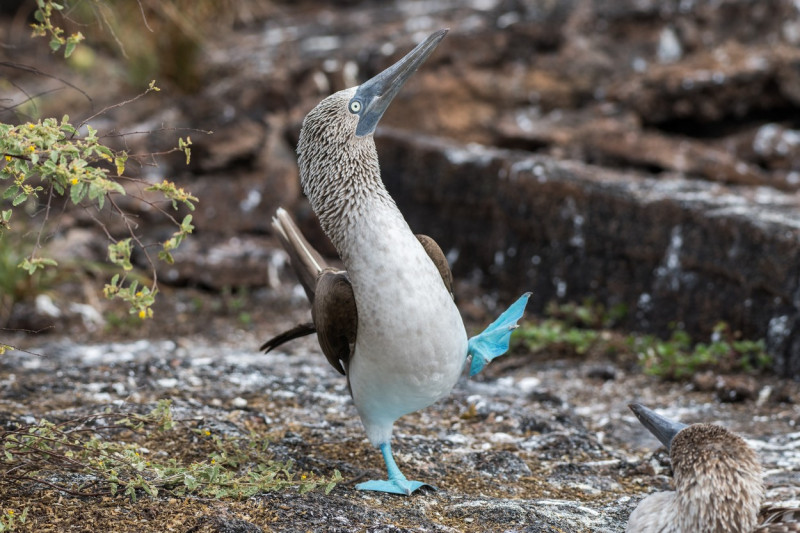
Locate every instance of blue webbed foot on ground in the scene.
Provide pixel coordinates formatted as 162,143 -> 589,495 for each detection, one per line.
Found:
468,292 -> 531,376
356,442 -> 435,496
356,478 -> 435,495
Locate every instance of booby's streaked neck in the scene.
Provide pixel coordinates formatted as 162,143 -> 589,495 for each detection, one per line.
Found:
296,87 -> 398,256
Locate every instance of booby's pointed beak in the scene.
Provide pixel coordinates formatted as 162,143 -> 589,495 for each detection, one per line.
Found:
629,403 -> 688,452
351,29 -> 448,137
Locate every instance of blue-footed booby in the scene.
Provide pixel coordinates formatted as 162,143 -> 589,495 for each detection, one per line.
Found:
627,403 -> 800,532
260,29 -> 530,495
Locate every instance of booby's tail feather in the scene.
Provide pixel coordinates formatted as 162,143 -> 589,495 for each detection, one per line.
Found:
260,322 -> 316,353
273,207 -> 328,302
468,292 -> 531,376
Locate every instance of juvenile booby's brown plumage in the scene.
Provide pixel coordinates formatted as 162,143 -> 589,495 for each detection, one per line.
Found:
627,403 -> 800,533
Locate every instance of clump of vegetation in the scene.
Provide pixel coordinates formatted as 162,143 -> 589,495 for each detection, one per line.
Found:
0,507 -> 29,533
514,300 -> 771,380
0,400 -> 341,502
544,298 -> 628,329
1,3 -> 198,325
633,322 -> 771,380
32,0 -> 275,91
515,299 -> 626,356
515,318 -> 600,356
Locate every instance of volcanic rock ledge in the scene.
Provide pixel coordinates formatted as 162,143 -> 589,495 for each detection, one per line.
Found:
376,128 -> 800,378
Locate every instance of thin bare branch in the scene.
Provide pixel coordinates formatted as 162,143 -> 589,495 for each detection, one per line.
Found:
0,61 -> 92,105
136,0 -> 155,32
107,194 -> 159,292
31,183 -> 56,261
78,85 -> 159,130
3,474 -> 108,498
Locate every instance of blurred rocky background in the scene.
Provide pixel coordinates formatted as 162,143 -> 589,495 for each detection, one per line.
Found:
5,0 -> 800,376
2,1 -> 800,531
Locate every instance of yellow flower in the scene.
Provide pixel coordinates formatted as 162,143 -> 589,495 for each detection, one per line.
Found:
70,177 -> 79,185
204,430 -> 211,436
138,309 -> 146,319
211,458 -> 216,464
27,145 -> 35,152
135,291 -> 142,297
27,124 -> 34,129
4,155 -> 10,162
7,510 -> 14,515
301,474 -> 307,480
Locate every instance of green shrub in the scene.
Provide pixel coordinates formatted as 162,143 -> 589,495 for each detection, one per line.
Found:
633,322 -> 771,380
1,3 -> 198,326
0,400 -> 342,500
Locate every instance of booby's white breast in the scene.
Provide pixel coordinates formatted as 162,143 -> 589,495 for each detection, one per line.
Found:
341,201 -> 468,445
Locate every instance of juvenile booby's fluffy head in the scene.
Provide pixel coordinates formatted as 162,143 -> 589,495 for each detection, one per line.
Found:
627,404 -> 765,533
670,423 -> 764,532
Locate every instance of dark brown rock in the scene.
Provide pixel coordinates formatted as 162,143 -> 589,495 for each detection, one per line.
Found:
692,371 -> 717,392
618,43 -> 800,127
190,118 -> 266,173
152,235 -> 287,290
376,128 -> 800,378
715,375 -> 758,403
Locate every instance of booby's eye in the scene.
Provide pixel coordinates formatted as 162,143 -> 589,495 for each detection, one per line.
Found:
349,100 -> 362,113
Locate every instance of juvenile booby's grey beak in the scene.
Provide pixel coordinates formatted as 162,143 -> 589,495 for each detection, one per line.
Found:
629,403 -> 688,452
351,29 -> 448,137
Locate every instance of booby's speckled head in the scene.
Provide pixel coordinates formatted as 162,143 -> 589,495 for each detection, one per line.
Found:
348,29 -> 447,137
297,30 -> 447,243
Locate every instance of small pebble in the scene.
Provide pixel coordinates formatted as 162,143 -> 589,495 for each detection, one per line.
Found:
232,396 -> 248,408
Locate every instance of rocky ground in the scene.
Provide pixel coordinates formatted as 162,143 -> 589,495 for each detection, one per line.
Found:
2,0 -> 800,531
1,288 -> 799,532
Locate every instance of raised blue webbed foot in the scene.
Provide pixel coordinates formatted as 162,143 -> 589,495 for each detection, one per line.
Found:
468,292 -> 531,376
356,442 -> 436,495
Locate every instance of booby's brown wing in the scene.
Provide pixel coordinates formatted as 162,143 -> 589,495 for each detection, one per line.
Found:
259,322 -> 315,353
261,213 -> 455,379
273,208 -> 327,302
415,234 -> 453,296
312,269 -> 357,375
260,208 -> 356,378
261,208 -> 331,354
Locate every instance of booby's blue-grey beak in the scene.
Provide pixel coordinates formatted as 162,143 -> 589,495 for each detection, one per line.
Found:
350,29 -> 448,137
629,403 -> 688,452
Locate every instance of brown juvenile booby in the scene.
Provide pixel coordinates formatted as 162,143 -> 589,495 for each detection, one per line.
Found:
627,403 -> 800,532
261,30 -> 530,495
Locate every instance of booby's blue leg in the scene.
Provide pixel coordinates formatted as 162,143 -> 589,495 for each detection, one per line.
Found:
356,442 -> 435,495
468,292 -> 531,377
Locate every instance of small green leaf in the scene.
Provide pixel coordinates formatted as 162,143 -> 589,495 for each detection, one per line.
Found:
64,39 -> 76,58
70,182 -> 87,204
12,192 -> 27,206
114,152 -> 127,176
108,239 -> 133,271
3,185 -> 19,200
